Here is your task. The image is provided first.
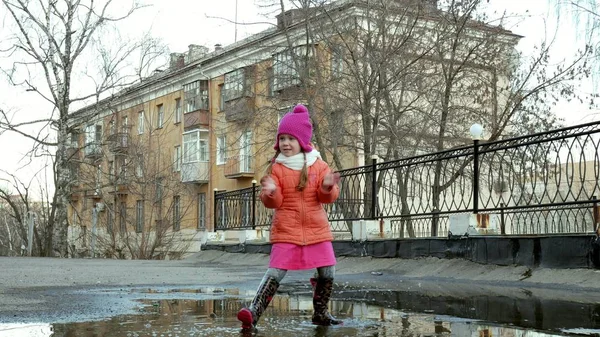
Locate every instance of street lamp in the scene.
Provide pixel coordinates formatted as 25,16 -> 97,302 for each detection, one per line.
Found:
470,123 -> 483,214
469,123 -> 484,140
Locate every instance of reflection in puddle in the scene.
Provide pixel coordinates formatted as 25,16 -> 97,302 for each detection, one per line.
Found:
2,287 -> 600,336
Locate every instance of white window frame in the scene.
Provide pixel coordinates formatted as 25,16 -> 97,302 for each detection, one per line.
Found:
216,135 -> 226,165
174,145 -> 181,172
85,123 -> 102,145
138,111 -> 144,134
136,200 -> 144,233
175,98 -> 182,123
135,154 -> 143,178
173,196 -> 181,231
157,104 -> 164,128
182,130 -> 209,164
273,45 -> 314,91
218,84 -> 225,111
223,68 -> 246,101
184,80 -> 209,112
331,45 -> 344,78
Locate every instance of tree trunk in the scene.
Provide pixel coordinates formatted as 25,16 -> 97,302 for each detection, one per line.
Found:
52,113 -> 70,257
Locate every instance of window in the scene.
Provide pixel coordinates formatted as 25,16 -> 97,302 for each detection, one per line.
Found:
119,202 -> 127,232
70,132 -> 79,148
106,204 -> 113,234
174,98 -> 182,123
216,136 -> 226,165
157,104 -> 164,128
174,145 -> 181,172
121,115 -> 128,133
218,84 -> 225,111
267,67 -> 274,97
108,161 -> 114,181
109,120 -> 115,136
84,123 -> 102,154
117,157 -> 127,180
135,154 -> 143,178
136,200 -> 144,233
183,130 -> 208,163
173,196 -> 181,231
272,45 -> 314,91
138,111 -> 144,134
278,106 -> 293,122
155,178 -> 163,202
331,45 -> 344,78
240,130 -> 253,172
95,164 -> 102,189
197,193 -> 206,229
223,68 -> 249,101
184,80 -> 209,112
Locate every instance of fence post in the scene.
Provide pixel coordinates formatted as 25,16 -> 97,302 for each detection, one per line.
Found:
213,188 -> 218,231
473,139 -> 480,214
432,208 -> 438,237
371,156 -> 377,220
500,203 -> 506,235
593,196 -> 599,236
91,206 -> 97,258
27,211 -> 35,256
252,180 -> 257,230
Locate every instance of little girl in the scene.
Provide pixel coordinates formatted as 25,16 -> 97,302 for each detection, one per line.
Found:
237,104 -> 342,329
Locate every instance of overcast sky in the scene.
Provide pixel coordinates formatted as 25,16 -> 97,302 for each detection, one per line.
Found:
0,0 -> 597,198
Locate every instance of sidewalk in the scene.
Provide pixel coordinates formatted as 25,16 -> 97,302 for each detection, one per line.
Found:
1,250 -> 600,324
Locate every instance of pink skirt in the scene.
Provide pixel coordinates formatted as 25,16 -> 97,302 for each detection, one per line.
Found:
269,241 -> 337,270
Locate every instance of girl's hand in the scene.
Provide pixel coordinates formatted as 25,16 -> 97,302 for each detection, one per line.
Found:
261,176 -> 276,194
322,172 -> 340,190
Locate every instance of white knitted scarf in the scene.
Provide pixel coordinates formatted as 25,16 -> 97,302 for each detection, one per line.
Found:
275,150 -> 322,170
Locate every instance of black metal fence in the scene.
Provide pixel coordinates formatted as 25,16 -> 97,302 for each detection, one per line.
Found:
215,120 -> 600,237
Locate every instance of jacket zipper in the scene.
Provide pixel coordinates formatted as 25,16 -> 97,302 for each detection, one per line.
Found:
301,187 -> 306,245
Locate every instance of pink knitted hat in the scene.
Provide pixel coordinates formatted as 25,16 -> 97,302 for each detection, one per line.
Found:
274,104 -> 313,152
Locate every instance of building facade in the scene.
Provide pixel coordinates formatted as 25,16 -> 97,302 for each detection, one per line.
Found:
66,0 -> 519,258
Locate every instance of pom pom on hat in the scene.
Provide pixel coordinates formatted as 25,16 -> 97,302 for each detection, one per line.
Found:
274,104 -> 313,152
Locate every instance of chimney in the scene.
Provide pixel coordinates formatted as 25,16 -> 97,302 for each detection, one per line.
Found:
276,8 -> 312,29
214,44 -> 223,52
169,53 -> 185,69
187,44 -> 209,62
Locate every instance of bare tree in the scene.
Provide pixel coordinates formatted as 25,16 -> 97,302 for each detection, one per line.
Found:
67,103 -> 198,259
0,0 -> 167,256
249,0 -> 595,236
0,170 -> 50,256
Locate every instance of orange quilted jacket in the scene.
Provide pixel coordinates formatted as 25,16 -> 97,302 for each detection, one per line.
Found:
260,159 -> 339,246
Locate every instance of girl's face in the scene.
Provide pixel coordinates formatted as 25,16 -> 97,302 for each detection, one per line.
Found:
279,134 -> 301,157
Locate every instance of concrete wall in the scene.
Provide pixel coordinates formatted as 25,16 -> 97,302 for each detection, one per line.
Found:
202,234 -> 600,269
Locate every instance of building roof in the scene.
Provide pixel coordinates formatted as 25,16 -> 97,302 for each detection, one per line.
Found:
69,0 -> 521,121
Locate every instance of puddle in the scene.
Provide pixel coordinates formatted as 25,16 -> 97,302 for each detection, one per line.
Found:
2,287 -> 600,336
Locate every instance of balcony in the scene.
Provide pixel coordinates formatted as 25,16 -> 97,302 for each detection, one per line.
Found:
224,155 -> 254,179
181,161 -> 209,183
66,146 -> 80,161
108,177 -> 129,195
224,97 -> 255,122
108,133 -> 129,153
69,190 -> 83,201
83,142 -> 102,160
184,110 -> 210,128
84,188 -> 102,200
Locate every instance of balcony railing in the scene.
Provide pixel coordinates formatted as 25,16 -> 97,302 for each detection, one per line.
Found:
224,97 -> 255,122
181,161 -> 209,183
224,154 -> 254,178
108,176 -> 129,195
108,133 -> 129,153
83,142 -> 102,158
